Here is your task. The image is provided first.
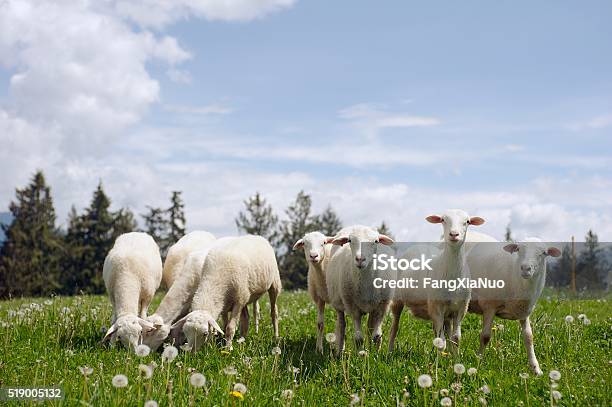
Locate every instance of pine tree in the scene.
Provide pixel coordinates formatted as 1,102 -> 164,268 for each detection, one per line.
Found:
547,244 -> 572,287
314,205 -> 342,237
142,206 -> 168,249
166,191 -> 186,247
577,229 -> 603,290
377,221 -> 394,239
112,208 -> 138,239
278,191 -> 318,289
235,192 -> 278,242
504,224 -> 513,242
0,171 -> 62,298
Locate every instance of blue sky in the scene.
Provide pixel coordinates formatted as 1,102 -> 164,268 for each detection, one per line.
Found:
0,0 -> 611,240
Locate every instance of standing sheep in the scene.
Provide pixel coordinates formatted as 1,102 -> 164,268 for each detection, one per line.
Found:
162,231 -> 216,288
102,232 -> 162,349
172,235 -> 281,351
293,231 -> 335,352
467,238 -> 560,375
326,225 -> 395,354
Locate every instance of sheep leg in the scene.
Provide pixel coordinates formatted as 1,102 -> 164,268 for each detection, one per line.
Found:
139,297 -> 149,319
239,306 -> 250,338
225,305 -> 242,350
430,304 -> 446,344
367,307 -> 385,349
253,301 -> 260,334
451,307 -> 467,353
315,299 -> 326,353
268,285 -> 279,338
389,302 -> 403,352
520,317 -> 543,376
479,309 -> 496,355
351,311 -> 365,349
335,310 -> 346,355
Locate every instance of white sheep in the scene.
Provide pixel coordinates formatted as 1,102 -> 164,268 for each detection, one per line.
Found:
171,235 -> 281,350
102,232 -> 162,349
293,231 -> 335,352
389,210 -> 485,352
467,238 -> 560,375
162,231 -> 216,288
326,225 -> 395,353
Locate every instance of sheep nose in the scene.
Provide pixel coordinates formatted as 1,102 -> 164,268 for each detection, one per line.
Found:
449,231 -> 460,240
355,256 -> 365,266
309,254 -> 319,261
521,264 -> 532,272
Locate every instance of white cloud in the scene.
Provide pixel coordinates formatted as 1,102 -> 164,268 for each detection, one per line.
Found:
164,103 -> 234,115
567,113 -> 612,131
167,69 -> 193,84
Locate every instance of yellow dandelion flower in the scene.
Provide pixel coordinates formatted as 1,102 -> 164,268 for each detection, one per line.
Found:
230,391 -> 244,400
221,350 -> 231,355
441,351 -> 449,356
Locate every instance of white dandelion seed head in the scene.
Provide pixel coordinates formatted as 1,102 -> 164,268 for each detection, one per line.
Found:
453,363 -> 466,375
349,393 -> 360,405
450,382 -> 462,393
467,367 -> 477,376
358,350 -> 368,357
519,372 -> 529,379
564,315 -> 574,323
223,366 -> 238,375
135,344 -> 151,357
440,389 -> 449,396
479,384 -> 491,394
325,333 -> 336,344
78,366 -> 93,376
112,374 -> 128,388
138,364 -> 153,379
290,366 -> 300,374
417,374 -> 433,388
44,300 -> 53,306
162,345 -> 179,362
550,382 -> 559,389
144,400 -> 158,407
433,337 -> 446,350
233,383 -> 247,394
577,313 -> 586,320
190,373 -> 206,388
281,389 -> 294,400
180,344 -> 193,352
271,346 -> 282,356
552,390 -> 562,400
236,337 -> 246,344
549,370 -> 561,381
478,396 -> 488,405
440,397 -> 452,406
582,318 -> 591,326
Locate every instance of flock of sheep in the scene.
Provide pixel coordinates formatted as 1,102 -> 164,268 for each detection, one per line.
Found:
101,209 -> 560,376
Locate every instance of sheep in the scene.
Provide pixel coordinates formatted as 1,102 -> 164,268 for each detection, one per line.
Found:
162,231 -> 216,288
171,235 -> 281,351
326,225 -> 395,353
293,231 -> 335,352
467,238 -> 560,375
389,210 -> 485,352
102,232 -> 162,349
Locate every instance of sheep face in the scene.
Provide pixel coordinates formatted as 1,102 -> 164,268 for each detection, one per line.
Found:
503,241 -> 561,279
103,315 -> 154,349
427,209 -> 485,247
142,315 -> 171,351
293,232 -> 333,264
332,227 -> 394,270
171,311 -> 224,352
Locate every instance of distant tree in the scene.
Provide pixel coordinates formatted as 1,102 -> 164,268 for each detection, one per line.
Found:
166,191 -> 186,248
377,221 -> 394,239
142,206 -> 168,249
314,205 -> 343,237
547,244 -> 572,288
0,171 -> 62,298
112,208 -> 138,239
577,229 -> 605,290
235,192 -> 278,243
278,191 -> 318,290
504,224 -> 513,242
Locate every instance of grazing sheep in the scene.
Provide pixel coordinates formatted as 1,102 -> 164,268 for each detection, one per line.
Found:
326,225 -> 395,353
389,210 -> 485,352
293,231 -> 335,352
467,238 -> 560,375
102,232 -> 162,349
171,235 -> 281,351
162,231 -> 216,288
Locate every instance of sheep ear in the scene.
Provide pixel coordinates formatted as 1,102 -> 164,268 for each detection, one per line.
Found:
170,315 -> 188,330
324,236 -> 335,244
102,323 -> 118,343
378,234 -> 394,245
426,215 -> 443,224
209,319 -> 224,336
292,239 -> 304,250
332,236 -> 349,246
547,247 -> 561,257
468,216 -> 485,226
138,318 -> 155,332
503,243 -> 519,253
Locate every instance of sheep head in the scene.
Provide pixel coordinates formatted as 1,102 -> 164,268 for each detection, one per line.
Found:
171,310 -> 224,352
102,315 -> 155,349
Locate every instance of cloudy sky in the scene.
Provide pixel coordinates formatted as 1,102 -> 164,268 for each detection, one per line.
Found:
1,0 -> 611,241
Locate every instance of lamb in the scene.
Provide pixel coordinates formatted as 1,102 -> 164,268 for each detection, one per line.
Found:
389,210 -> 485,352
326,225 -> 395,353
171,235 -> 281,351
102,232 -> 162,349
162,231 -> 216,288
293,232 -> 335,352
467,238 -> 560,375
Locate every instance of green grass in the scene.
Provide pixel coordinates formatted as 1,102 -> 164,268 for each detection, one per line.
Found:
0,291 -> 610,406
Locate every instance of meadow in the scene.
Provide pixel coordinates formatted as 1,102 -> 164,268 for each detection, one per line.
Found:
0,291 -> 609,406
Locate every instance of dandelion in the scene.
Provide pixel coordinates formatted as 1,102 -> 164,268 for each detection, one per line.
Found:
549,370 -> 561,381
233,383 -> 247,395
479,385 -> 491,394
44,299 -> 53,306
453,363 -> 465,375
577,313 -> 586,321
271,346 -> 282,355
281,389 -> 294,401
230,391 -> 244,400
325,333 -> 336,343
144,401 -> 158,407
582,318 -> 591,326
162,345 -> 178,362
478,396 -> 488,405
112,374 -> 128,388
440,397 -> 452,406
450,382 -> 462,393
223,366 -> 238,375
135,344 -> 151,357
552,390 -> 562,400
358,350 -> 368,357
349,393 -> 360,405
519,372 -> 529,379
190,373 -> 206,388
564,315 -> 574,323
550,382 -> 559,389
139,364 -> 153,379
180,344 -> 192,352
79,366 -> 93,376
433,337 -> 446,350
290,366 -> 300,374
496,324 -> 505,331
236,337 -> 245,344
467,367 -> 477,376
440,389 -> 449,396
417,374 -> 433,388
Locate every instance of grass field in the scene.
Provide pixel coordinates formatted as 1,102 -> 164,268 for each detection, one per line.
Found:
0,291 -> 610,406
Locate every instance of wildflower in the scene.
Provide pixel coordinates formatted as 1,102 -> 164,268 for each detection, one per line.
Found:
441,351 -> 449,357
453,363 -> 465,375
233,383 -> 247,394
440,389 -> 449,396
552,390 -> 562,400
162,346 -> 178,362
349,393 -> 360,405
450,382 -> 462,393
550,382 -> 559,389
243,356 -> 253,367
479,385 -> 491,394
80,315 -> 87,322
271,346 -> 282,355
496,324 -> 504,331
519,373 -> 529,380
79,366 -> 93,376
44,300 -> 53,306
66,349 -> 75,357
417,374 -> 433,388
290,366 -> 300,374
180,344 -> 192,352
564,315 -> 574,323
139,364 -> 153,379
577,313 -> 586,321
440,397 -> 452,406
236,337 -> 246,344
230,391 -> 244,400
433,337 -> 446,350
549,370 -> 561,381
223,366 -> 238,375
144,401 -> 158,407
281,389 -> 294,401
478,396 -> 488,405
221,350 -> 231,355
325,333 -> 336,343
358,350 -> 368,357
467,367 -> 477,376
190,373 -> 206,388
112,374 -> 128,388
135,344 -> 151,357
582,318 -> 591,326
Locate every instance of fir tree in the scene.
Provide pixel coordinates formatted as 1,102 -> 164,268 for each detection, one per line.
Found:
314,205 -> 343,237
377,221 -> 394,239
235,192 -> 278,242
166,191 -> 186,247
